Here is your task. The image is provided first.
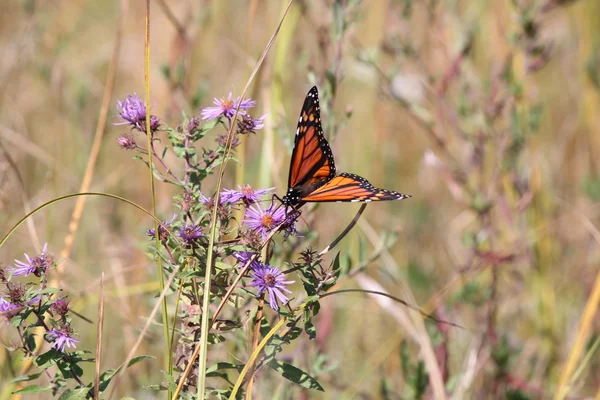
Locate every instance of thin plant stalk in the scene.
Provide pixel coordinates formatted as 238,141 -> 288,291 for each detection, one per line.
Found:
143,0 -> 172,390
245,295 -> 264,399
229,304 -> 306,399
93,273 -> 105,399
554,269 -> 600,400
0,193 -> 179,249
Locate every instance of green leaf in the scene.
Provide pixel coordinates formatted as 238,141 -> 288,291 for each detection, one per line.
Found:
58,387 -> 90,400
205,362 -> 243,385
208,333 -> 226,344
25,333 -> 37,353
35,349 -> 59,369
268,359 -> 324,391
10,371 -> 44,383
12,385 -> 53,395
200,117 -> 220,134
206,362 -> 244,374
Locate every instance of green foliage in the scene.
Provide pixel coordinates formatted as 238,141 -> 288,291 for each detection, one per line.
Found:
267,360 -> 324,391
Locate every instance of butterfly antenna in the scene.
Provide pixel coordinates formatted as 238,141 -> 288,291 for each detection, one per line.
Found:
319,203 -> 368,256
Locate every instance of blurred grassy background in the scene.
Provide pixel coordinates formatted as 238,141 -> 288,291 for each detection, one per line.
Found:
1,0 -> 600,398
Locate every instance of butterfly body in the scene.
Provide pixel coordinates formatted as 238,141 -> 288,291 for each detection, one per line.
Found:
282,86 -> 410,208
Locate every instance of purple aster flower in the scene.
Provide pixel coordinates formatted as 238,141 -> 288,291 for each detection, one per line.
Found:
232,251 -> 261,271
10,243 -> 53,277
250,264 -> 295,310
243,201 -> 285,239
243,201 -> 297,239
46,325 -> 81,352
237,113 -> 266,135
221,185 -> 275,205
179,224 -> 203,244
115,93 -> 146,128
115,93 -> 160,133
201,92 -> 256,120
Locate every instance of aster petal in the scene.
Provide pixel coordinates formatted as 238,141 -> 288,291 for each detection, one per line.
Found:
266,289 -> 278,310
270,287 -> 290,304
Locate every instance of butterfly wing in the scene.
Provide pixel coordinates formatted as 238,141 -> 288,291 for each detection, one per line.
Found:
288,86 -> 336,190
299,172 -> 411,203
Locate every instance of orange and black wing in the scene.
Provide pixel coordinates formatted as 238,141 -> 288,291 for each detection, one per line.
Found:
299,172 -> 411,203
287,86 -> 336,189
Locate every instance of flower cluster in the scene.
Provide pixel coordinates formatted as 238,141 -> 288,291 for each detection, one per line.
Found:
107,90 -> 335,395
1,245 -> 81,355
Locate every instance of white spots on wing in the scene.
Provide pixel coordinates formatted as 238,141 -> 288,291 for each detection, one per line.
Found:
296,128 -> 299,135
298,116 -> 302,122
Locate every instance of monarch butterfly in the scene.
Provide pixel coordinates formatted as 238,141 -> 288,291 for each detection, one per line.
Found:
281,86 -> 411,208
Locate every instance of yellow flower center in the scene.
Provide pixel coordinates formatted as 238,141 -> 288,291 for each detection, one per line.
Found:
261,214 -> 274,228
221,100 -> 234,110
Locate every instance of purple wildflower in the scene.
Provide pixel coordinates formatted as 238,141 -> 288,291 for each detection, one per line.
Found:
116,134 -> 137,150
221,184 -> 275,205
115,93 -> 160,133
237,113 -> 266,135
115,93 -> 146,129
179,224 -> 203,244
243,202 -> 286,239
250,264 -> 295,310
232,251 -> 261,271
201,92 -> 256,120
46,325 -> 81,352
243,201 -> 297,239
10,243 -> 53,277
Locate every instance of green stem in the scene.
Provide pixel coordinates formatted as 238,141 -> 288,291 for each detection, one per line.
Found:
144,2 -> 171,397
